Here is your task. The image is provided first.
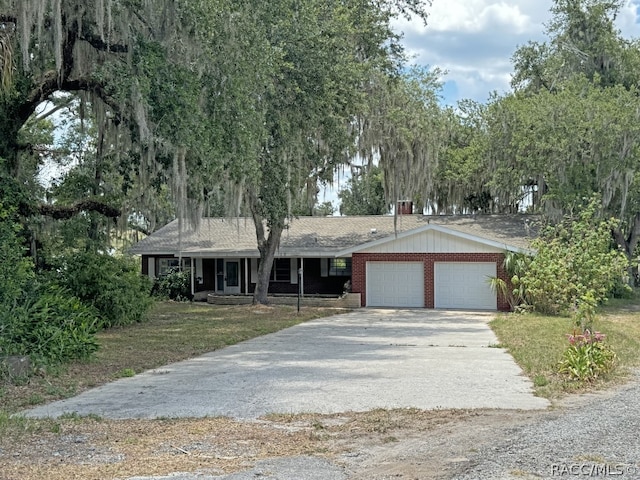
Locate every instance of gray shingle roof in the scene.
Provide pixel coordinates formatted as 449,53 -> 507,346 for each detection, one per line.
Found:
129,214 -> 538,257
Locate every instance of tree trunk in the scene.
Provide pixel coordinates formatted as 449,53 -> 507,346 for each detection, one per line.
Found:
612,214 -> 640,285
253,224 -> 283,304
612,214 -> 640,258
247,189 -> 285,305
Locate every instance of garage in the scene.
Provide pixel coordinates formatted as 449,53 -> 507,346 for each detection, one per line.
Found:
366,262 -> 424,308
434,262 -> 497,310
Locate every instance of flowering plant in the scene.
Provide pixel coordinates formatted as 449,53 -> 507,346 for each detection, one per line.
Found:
567,330 -> 606,345
559,329 -> 616,381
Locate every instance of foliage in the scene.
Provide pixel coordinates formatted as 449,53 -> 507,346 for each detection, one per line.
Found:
313,202 -> 335,217
519,198 -> 629,319
0,283 -> 100,366
0,302 -> 338,413
55,252 -> 153,328
359,67 -> 447,212
434,101 -> 494,214
152,268 -> 192,301
339,165 -> 388,215
558,330 -> 617,381
490,306 -> 640,399
244,0 -> 431,303
0,201 -> 33,307
488,251 -> 530,311
512,0 -> 639,92
486,0 -> 640,254
0,201 -> 101,368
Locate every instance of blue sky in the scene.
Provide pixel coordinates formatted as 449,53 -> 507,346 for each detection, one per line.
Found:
394,0 -> 640,105
325,0 -> 640,207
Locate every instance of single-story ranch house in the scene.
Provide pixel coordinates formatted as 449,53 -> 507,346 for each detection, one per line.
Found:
130,214 -> 536,311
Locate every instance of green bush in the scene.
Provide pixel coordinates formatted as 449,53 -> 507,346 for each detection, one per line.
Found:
0,284 -> 100,366
152,268 -> 192,301
520,199 -> 629,320
0,202 -> 34,307
558,330 -> 616,381
0,202 -> 103,369
57,252 -> 153,328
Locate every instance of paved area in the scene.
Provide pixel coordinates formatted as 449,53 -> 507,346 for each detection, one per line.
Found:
24,309 -> 548,420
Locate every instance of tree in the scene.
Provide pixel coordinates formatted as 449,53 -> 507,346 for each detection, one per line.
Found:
313,202 -> 336,217
431,100 -> 497,214
0,0 -> 432,308
241,0 -> 430,304
0,1 -> 244,355
0,1 -> 270,224
479,0 -> 640,258
339,165 -> 389,215
356,67 -> 447,220
511,0 -> 640,93
483,75 -> 640,256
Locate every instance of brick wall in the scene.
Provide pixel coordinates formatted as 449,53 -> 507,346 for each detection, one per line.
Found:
352,253 -> 510,311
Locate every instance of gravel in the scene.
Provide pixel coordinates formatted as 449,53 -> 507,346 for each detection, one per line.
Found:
452,371 -> 640,479
120,373 -> 640,480
126,457 -> 347,480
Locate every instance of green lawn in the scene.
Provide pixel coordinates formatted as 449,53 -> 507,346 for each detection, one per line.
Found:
0,301 -> 342,414
2,298 -> 639,416
490,301 -> 640,399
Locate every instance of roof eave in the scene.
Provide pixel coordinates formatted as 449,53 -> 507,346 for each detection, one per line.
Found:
335,224 -> 534,256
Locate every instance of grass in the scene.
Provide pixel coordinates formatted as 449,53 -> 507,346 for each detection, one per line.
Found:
0,301 -> 341,414
2,297 -> 638,415
490,297 -> 640,399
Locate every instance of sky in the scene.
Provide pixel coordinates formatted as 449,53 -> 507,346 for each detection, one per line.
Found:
394,0 -> 640,105
324,0 -> 640,208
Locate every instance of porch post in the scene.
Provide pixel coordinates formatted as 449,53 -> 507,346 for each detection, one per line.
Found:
190,257 -> 195,296
300,257 -> 304,297
245,258 -> 249,295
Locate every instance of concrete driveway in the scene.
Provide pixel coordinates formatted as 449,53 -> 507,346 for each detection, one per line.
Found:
24,309 -> 549,420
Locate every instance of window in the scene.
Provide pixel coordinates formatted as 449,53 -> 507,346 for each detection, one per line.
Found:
254,258 -> 292,282
329,258 -> 351,276
158,258 -> 191,277
272,258 -> 290,282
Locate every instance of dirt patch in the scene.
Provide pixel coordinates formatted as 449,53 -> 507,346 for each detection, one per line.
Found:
0,408 -> 539,480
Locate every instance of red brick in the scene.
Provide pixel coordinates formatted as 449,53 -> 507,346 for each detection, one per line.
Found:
352,252 -> 509,311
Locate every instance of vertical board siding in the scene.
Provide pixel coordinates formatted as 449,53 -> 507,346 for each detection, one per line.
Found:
361,230 -> 503,254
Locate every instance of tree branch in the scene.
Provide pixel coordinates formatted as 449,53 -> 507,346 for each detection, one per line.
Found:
39,200 -> 121,220
80,29 -> 128,53
33,98 -> 74,122
246,188 -> 267,252
626,214 -> 640,258
21,75 -> 124,127
0,15 -> 17,24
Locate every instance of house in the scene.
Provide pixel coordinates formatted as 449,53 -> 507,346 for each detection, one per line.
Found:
129,214 -> 537,311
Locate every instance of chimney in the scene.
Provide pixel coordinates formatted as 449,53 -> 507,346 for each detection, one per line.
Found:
397,200 -> 413,215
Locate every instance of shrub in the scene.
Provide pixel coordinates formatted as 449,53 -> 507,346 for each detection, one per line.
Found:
57,252 -> 153,328
488,251 -> 530,311
558,330 -> 616,382
0,202 -> 33,307
152,268 -> 192,301
520,199 -> 629,319
0,284 -> 100,366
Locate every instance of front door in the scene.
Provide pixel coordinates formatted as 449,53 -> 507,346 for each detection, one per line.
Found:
203,259 -> 216,291
224,260 -> 241,294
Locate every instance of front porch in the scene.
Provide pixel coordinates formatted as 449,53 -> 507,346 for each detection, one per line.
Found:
203,292 -> 361,309
190,257 -> 351,296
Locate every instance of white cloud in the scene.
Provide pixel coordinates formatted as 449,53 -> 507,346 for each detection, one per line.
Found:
397,0 -> 546,35
396,1 -> 640,104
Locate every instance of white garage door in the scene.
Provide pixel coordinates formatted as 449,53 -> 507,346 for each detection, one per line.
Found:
434,262 -> 497,310
366,262 -> 424,308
